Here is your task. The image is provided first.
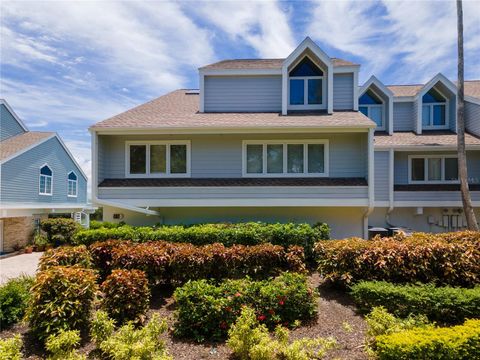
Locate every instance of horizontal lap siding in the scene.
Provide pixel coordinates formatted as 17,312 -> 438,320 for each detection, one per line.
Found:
1,104 -> 25,141
466,101 -> 480,137
333,73 -> 354,110
374,151 -> 389,201
1,137 -> 87,203
204,76 -> 282,112
393,102 -> 415,131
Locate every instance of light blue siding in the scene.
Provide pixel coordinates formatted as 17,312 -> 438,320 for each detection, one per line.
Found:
393,102 -> 415,131
1,104 -> 25,141
374,151 -> 389,201
1,137 -> 87,203
394,191 -> 480,202
449,97 -> 457,132
333,73 -> 354,110
204,76 -> 282,112
466,101 -> 480,137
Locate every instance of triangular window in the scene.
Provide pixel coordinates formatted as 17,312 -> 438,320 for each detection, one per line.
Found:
289,57 -> 323,77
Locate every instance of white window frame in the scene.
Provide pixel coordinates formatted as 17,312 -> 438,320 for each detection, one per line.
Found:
287,55 -> 327,110
408,155 -> 459,184
125,140 -> 191,178
422,88 -> 449,130
39,163 -> 53,196
359,88 -> 385,130
242,140 -> 329,178
67,171 -> 78,198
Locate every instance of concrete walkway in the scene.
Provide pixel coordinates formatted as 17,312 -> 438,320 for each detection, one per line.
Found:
0,252 -> 43,285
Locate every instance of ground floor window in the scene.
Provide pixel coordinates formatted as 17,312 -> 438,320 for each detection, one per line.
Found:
409,155 -> 458,183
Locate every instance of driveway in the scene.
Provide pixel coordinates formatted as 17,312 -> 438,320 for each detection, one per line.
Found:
0,252 -> 43,285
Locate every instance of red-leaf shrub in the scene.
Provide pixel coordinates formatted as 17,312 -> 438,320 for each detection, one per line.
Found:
39,245 -> 92,270
89,240 -> 132,279
100,269 -> 150,325
316,235 -> 480,287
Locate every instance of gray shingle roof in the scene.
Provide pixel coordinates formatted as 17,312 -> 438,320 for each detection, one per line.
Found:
375,131 -> 480,148
0,131 -> 54,162
199,57 -> 358,70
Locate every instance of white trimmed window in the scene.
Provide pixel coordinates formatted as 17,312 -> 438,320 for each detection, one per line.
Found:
67,171 -> 78,197
126,141 -> 190,178
409,155 -> 458,184
359,89 -> 384,130
288,56 -> 326,110
39,164 -> 53,195
422,88 -> 448,129
243,140 -> 329,177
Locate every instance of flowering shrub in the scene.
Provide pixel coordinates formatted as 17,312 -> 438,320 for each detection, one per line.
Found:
40,218 -> 81,245
26,266 -> 97,340
173,273 -> 317,341
0,275 -> 34,328
38,245 -> 92,270
316,236 -> 479,287
100,269 -> 150,324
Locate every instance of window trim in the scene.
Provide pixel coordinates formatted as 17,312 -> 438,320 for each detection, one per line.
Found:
67,171 -> 78,198
242,140 -> 329,178
421,88 -> 449,130
408,155 -> 459,184
125,140 -> 191,178
39,163 -> 53,196
359,88 -> 386,130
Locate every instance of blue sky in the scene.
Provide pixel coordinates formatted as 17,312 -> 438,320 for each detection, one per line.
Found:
1,0 -> 480,184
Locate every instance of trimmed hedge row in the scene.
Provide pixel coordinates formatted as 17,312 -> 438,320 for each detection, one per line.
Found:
173,272 -> 317,341
351,281 -> 480,324
391,230 -> 480,243
89,240 -> 305,285
315,237 -> 479,287
374,319 -> 480,360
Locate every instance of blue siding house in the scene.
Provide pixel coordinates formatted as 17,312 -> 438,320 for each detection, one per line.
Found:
0,99 -> 90,252
89,37 -> 480,239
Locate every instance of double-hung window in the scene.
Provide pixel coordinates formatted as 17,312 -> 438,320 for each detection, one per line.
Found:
409,155 -> 458,184
359,89 -> 384,130
126,141 -> 190,177
39,164 -> 53,195
67,171 -> 78,197
288,57 -> 326,110
243,140 -> 329,177
422,88 -> 448,129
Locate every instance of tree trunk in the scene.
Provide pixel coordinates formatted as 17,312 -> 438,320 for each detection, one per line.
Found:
457,0 -> 479,230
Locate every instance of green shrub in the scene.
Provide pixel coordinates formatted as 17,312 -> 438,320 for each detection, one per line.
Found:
227,307 -> 336,360
89,220 -> 125,229
173,273 -> 317,341
34,233 -> 51,250
98,313 -> 172,360
45,329 -> 85,360
0,275 -> 34,329
0,335 -> 23,360
27,266 -> 98,340
316,236 -> 479,287
100,269 -> 150,324
374,319 -> 480,360
351,281 -> 480,324
41,218 -> 81,244
39,245 -> 92,270
90,311 -> 115,346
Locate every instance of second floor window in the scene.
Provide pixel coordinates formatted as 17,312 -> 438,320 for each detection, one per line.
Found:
67,171 -> 78,197
409,155 -> 458,184
359,89 -> 384,130
126,141 -> 190,177
39,164 -> 53,195
422,88 -> 447,129
288,57 -> 326,110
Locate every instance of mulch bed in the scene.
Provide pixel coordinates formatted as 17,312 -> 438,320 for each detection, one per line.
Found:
1,272 -> 367,359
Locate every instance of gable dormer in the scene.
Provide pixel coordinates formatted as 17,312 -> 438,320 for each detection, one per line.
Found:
1,99 -> 28,141
415,74 -> 457,134
359,76 -> 394,134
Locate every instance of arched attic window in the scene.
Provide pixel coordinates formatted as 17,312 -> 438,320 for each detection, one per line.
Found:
422,88 -> 447,129
67,171 -> 78,197
359,89 -> 384,129
39,164 -> 53,195
288,57 -> 325,109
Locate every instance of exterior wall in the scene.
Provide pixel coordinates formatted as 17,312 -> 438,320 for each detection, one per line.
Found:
393,102 -> 415,131
1,137 -> 87,203
97,132 -> 368,182
1,216 -> 35,252
374,151 -> 390,201
1,104 -> 25,141
333,73 -> 354,110
466,101 -> 480,137
394,190 -> 480,202
204,76 -> 282,112
448,97 -> 457,132
102,205 -> 365,239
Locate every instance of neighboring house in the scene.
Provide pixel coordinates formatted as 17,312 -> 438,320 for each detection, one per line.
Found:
0,99 -> 91,252
89,37 -> 480,239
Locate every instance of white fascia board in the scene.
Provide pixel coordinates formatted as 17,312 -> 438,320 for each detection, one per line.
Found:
99,185 -> 369,191
0,134 -> 56,165
0,202 -> 94,209
359,75 -> 394,97
393,96 -> 415,102
465,96 -> 480,106
0,99 -> 28,131
415,73 -> 458,100
394,201 -> 480,208
374,145 -> 480,151
199,68 -> 281,76
94,198 -> 160,216
333,66 -> 360,74
53,134 -> 88,180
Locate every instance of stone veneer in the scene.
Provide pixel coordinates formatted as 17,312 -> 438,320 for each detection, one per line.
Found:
1,217 -> 36,252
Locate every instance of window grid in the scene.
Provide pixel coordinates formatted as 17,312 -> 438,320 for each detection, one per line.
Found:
408,155 -> 459,184
39,165 -> 53,196
359,104 -> 384,129
67,172 -> 78,197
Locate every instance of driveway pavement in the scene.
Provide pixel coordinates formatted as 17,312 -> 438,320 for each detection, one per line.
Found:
0,252 -> 43,285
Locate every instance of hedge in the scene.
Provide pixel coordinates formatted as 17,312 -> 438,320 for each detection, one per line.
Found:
40,218 -> 81,244
315,236 -> 479,287
91,240 -> 305,285
374,319 -> 480,360
351,281 -> 480,324
391,230 -> 480,243
173,272 -> 317,341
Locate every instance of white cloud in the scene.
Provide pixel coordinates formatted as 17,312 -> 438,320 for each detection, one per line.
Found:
63,139 -> 92,198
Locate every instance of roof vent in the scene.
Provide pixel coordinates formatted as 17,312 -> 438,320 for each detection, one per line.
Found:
185,89 -> 199,95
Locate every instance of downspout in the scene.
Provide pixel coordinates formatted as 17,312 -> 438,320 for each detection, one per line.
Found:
385,148 -> 395,226
363,128 -> 375,238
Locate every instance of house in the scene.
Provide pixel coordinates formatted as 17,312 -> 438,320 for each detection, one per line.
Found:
0,99 -> 91,252
89,37 -> 480,239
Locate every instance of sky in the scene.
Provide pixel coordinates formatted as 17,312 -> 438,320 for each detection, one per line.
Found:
1,0 -> 480,191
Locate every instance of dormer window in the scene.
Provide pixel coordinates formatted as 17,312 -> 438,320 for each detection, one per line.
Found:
359,89 -> 384,130
288,57 -> 326,110
422,88 -> 447,129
